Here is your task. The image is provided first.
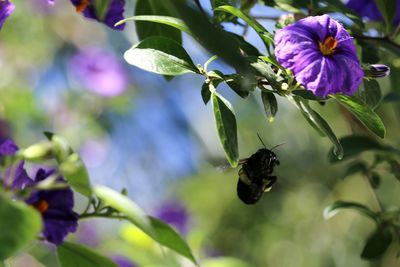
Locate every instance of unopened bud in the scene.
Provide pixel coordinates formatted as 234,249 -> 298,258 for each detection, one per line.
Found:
365,64 -> 390,78
21,142 -> 53,161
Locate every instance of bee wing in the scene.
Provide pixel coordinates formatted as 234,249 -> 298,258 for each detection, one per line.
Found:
216,158 -> 248,172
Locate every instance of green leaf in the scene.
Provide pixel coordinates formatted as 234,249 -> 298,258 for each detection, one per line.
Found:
292,90 -> 326,101
249,58 -> 281,91
293,98 -> 343,159
328,135 -> 398,163
0,195 -> 42,261
57,242 -> 118,267
323,201 -> 378,221
383,92 -> 400,102
330,94 -> 386,138
212,91 -> 239,167
316,0 -> 365,29
201,82 -> 212,105
134,0 -> 182,43
93,186 -> 152,235
363,80 -> 381,109
124,36 -> 198,76
161,1 -> 251,75
361,228 -> 392,259
343,161 -> 368,178
44,132 -> 91,197
261,91 -> 278,122
225,74 -> 253,99
228,33 -> 260,57
214,5 -> 273,48
149,217 -> 197,264
201,257 -> 251,267
389,160 -> 400,182
93,187 -> 197,264
117,15 -> 190,34
373,0 -> 396,32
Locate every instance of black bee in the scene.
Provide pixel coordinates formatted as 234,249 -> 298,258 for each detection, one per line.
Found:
237,136 -> 280,205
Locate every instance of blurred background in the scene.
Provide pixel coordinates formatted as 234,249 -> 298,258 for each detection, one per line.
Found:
1,0 -> 400,266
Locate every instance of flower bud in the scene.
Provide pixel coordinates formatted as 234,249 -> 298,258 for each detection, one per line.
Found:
365,64 -> 390,78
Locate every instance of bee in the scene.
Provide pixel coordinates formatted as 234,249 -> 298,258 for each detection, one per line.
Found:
237,135 -> 281,205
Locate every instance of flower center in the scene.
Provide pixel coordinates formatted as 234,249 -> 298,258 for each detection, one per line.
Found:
319,36 -> 337,56
76,0 -> 90,13
33,200 -> 49,214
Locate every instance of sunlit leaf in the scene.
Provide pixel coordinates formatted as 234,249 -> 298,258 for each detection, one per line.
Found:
57,242 -> 118,267
124,36 -> 199,76
323,201 -> 378,221
149,217 -> 197,264
0,195 -> 42,261
44,132 -> 91,197
330,94 -> 386,138
212,91 -> 239,167
117,15 -> 190,34
93,186 -> 152,235
361,227 -> 392,259
201,257 -> 251,267
161,1 -> 251,74
93,186 -> 196,264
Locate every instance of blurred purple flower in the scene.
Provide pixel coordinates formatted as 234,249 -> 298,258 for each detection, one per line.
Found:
0,139 -> 18,156
0,0 -> 15,29
48,0 -> 54,4
69,48 -> 129,97
70,0 -> 125,30
274,14 -> 364,97
22,169 -> 79,245
0,0 -> 14,31
154,200 -> 189,235
76,221 -> 100,247
346,0 -> 400,25
112,256 -> 137,267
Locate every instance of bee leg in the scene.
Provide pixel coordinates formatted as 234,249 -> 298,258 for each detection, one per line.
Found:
263,176 -> 277,192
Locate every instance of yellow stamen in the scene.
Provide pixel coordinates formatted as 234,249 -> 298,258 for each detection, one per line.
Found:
33,200 -> 49,214
319,36 -> 337,56
76,0 -> 90,13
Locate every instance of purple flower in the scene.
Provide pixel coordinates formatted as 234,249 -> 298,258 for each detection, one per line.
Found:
347,0 -> 400,25
0,0 -> 14,31
274,15 -> 364,97
69,48 -> 129,97
23,169 -> 78,245
0,139 -> 31,189
0,139 -> 18,156
70,0 -> 125,30
112,255 -> 137,267
154,200 -> 189,235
